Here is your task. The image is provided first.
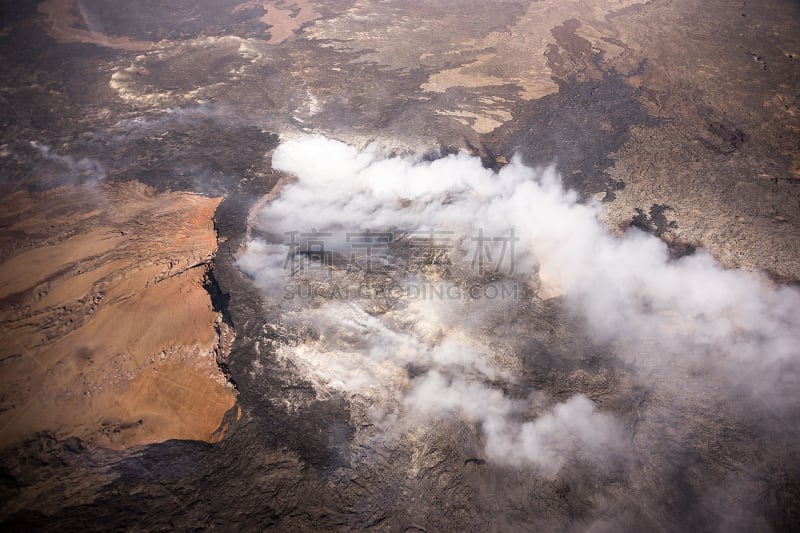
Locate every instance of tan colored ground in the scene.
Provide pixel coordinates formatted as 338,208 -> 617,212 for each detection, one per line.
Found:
0,181 -> 236,450
416,0 -> 639,126
233,0 -> 319,44
37,0 -> 154,51
306,0 -> 642,134
38,0 -> 318,52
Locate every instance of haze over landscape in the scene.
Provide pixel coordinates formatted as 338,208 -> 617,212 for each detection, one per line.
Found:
1,0 -> 799,530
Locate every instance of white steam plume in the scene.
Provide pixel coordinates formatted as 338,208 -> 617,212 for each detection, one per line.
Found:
238,135 -> 800,472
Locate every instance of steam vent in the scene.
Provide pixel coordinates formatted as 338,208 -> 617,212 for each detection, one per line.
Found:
1,1 -> 799,530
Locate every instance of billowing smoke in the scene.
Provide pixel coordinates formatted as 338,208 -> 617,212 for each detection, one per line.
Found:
238,135 -> 800,473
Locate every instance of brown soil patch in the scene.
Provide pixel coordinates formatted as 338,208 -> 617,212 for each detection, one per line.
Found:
0,182 -> 236,449
37,0 -> 153,51
233,0 -> 319,44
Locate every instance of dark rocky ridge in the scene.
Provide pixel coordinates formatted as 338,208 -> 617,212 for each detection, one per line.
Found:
501,70 -> 656,200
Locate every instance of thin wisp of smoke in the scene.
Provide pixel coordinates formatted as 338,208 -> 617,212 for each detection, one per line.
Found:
30,141 -> 107,183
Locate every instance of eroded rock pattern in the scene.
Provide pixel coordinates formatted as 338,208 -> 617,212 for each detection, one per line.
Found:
0,182 -> 236,449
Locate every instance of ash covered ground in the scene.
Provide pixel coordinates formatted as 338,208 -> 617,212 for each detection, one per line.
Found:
1,0 -> 800,531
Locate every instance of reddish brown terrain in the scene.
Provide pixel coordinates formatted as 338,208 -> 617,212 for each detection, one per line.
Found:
0,182 -> 235,449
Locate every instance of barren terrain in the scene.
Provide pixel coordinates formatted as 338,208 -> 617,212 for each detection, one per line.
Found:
1,0 -> 799,531
0,182 -> 235,449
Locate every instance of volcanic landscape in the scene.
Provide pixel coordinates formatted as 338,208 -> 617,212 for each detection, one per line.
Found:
1,0 -> 799,531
